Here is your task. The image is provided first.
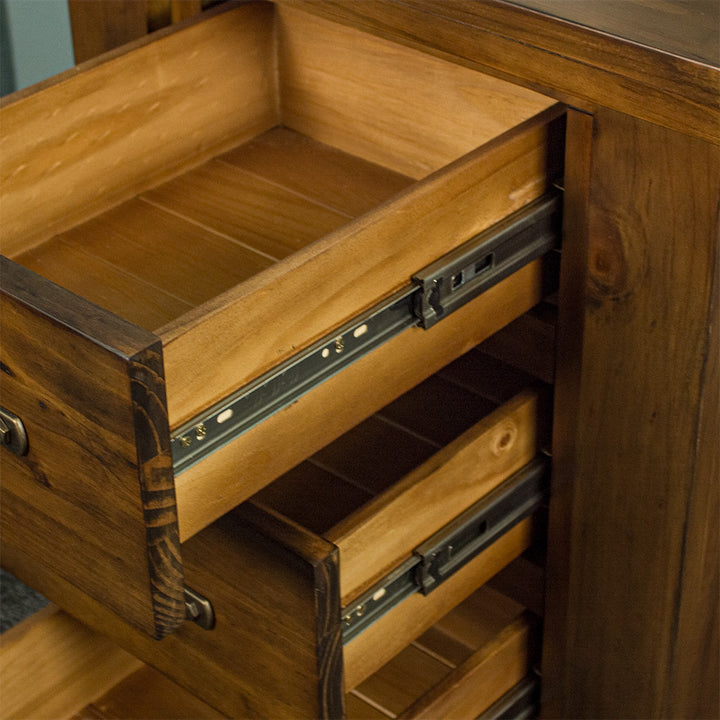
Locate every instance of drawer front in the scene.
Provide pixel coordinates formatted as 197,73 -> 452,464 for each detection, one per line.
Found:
0,258 -> 184,639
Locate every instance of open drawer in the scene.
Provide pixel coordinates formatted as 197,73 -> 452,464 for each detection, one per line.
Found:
12,347 -> 548,718
0,1 -> 562,638
72,584 -> 541,720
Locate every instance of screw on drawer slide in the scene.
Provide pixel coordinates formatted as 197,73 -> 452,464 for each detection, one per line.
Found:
171,192 -> 561,475
341,457 -> 549,643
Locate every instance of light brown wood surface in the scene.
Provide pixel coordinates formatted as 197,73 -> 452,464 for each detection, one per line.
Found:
282,0 -> 719,144
73,664 -> 226,719
161,107 -> 562,428
347,586 -> 530,717
0,258 -> 184,639
220,126 -> 414,216
329,391 -> 541,604
0,606 -> 141,720
343,517 -> 534,689
277,4 -> 554,179
399,612 -> 536,719
0,2 -> 278,257
175,258 -> 549,540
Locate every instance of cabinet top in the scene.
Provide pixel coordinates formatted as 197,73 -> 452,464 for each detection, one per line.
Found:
511,0 -> 719,67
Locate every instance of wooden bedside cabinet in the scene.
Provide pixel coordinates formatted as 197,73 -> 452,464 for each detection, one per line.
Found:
1,1 -> 717,718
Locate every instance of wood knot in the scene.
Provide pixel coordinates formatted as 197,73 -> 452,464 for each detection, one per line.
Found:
588,222 -> 629,300
492,422 -> 517,456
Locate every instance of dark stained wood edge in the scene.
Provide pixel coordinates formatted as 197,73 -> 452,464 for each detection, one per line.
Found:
540,108 -> 593,717
666,197 -> 719,717
506,0 -> 720,66
0,256 -> 159,358
129,345 -> 185,638
279,0 -> 719,144
238,502 -> 345,718
544,108 -> 719,718
0,257 -> 184,639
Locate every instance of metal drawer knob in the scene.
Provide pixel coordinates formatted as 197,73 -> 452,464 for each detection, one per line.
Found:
0,407 -> 28,456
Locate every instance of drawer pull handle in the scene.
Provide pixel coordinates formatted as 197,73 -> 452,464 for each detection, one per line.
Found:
0,406 -> 28,456
184,587 -> 215,630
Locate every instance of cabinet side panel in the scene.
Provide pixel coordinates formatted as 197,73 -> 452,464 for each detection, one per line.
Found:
545,109 -> 720,718
0,258 -> 183,638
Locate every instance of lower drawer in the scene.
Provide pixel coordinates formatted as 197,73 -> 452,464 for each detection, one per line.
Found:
74,585 -> 540,720
127,349 -> 547,716
5,345 -> 549,718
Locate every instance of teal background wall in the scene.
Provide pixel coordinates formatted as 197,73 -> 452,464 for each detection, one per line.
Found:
1,0 -> 74,96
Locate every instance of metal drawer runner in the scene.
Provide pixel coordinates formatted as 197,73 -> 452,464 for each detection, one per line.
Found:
171,192 -> 561,475
341,457 -> 549,643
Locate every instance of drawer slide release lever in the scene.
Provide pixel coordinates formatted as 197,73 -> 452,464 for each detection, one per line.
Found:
413,192 -> 561,329
341,458 -> 548,643
414,457 -> 548,595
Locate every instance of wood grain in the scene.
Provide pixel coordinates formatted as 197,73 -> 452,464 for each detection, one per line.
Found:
55,197 -> 275,308
15,236 -> 193,332
512,0 -> 720,66
343,517 -> 535,690
161,108 -> 563,428
175,258 -> 549,540
2,504 -> 343,719
0,257 -> 184,638
74,664 -> 226,720
0,2 -> 278,257
399,612 -> 537,719
328,391 -> 541,604
142,159 -> 351,261
221,126 -> 415,216
415,584 -> 526,667
0,606 -> 141,720
282,0 -> 720,144
543,108 -> 720,718
68,0 -> 149,63
479,301 -> 556,384
277,4 -> 555,179
352,645 -> 450,716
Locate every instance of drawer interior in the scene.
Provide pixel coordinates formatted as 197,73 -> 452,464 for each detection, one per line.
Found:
251,347 -> 547,604
2,1 -> 560,429
240,343 -> 550,688
11,127 -> 415,333
66,584 -> 539,720
346,584 -> 539,719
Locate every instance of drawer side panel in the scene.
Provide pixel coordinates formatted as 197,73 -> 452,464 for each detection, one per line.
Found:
0,258 -> 184,638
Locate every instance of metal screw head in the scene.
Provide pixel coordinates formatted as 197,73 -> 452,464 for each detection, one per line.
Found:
195,423 -> 207,440
334,336 -> 344,354
179,436 -> 192,448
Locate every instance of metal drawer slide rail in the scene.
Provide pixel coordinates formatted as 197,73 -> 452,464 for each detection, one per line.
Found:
171,192 -> 561,474
341,457 -> 549,643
